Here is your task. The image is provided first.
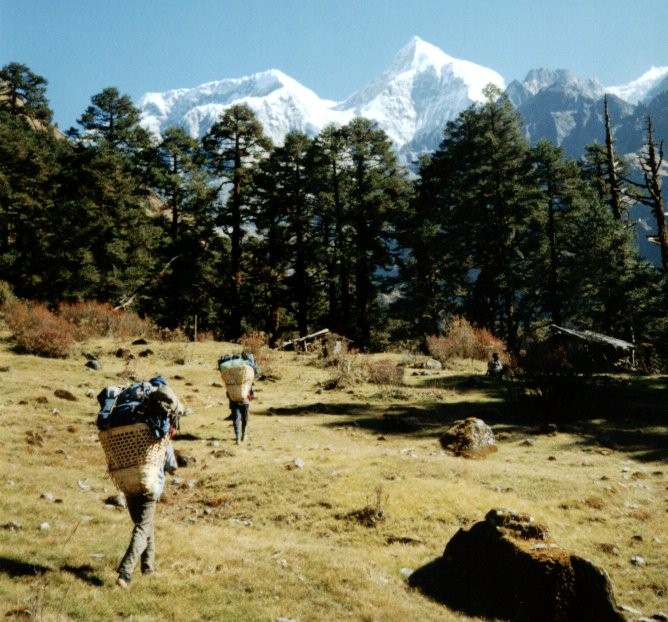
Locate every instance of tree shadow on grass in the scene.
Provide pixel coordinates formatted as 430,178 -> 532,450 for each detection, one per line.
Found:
61,563 -> 104,586
265,402 -> 378,417
258,373 -> 667,461
0,557 -> 50,577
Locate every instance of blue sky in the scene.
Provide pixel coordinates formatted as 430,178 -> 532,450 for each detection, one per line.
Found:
2,0 -> 666,130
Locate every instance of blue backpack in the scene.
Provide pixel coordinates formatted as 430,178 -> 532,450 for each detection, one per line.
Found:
96,382 -> 170,439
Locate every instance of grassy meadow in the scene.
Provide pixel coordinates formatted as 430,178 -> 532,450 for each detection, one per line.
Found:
0,333 -> 666,621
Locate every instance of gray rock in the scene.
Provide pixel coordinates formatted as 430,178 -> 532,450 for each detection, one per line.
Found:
440,418 -> 497,459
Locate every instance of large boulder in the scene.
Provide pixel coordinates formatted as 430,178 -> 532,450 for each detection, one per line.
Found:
409,509 -> 627,622
439,417 -> 497,459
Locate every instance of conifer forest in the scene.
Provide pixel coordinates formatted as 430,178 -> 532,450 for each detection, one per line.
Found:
1,63 -> 667,362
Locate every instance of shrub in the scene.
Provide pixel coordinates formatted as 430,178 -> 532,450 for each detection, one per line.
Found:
58,301 -> 155,340
324,353 -> 366,389
240,331 -> 271,371
365,359 -> 404,386
426,316 -> 506,363
4,301 -> 75,358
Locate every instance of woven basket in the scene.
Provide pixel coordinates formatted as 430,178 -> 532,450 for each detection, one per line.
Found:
99,423 -> 168,496
220,364 -> 255,401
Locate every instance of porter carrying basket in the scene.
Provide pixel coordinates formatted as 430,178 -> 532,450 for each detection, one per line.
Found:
99,423 -> 169,496
220,363 -> 255,402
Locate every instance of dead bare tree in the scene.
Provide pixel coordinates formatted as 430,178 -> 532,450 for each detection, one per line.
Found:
604,95 -> 624,221
624,116 -> 667,275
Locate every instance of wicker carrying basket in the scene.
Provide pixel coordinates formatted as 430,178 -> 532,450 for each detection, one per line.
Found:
220,364 -> 255,401
99,423 -> 169,496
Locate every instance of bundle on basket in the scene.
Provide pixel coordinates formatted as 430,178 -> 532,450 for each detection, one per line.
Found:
96,378 -> 180,497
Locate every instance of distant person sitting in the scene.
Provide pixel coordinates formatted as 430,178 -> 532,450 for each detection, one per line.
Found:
487,352 -> 504,379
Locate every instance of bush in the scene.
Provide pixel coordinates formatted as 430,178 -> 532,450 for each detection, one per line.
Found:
58,301 -> 155,340
4,301 -> 75,358
365,359 -> 404,386
324,353 -> 366,389
426,316 -> 506,363
240,331 -> 271,372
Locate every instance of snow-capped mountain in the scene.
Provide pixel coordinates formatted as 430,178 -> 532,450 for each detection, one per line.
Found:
139,37 -> 505,161
333,37 -> 505,157
139,69 -> 343,145
607,66 -> 668,104
138,36 -> 667,163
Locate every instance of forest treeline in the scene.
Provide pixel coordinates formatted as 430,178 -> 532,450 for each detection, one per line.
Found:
1,63 -> 667,359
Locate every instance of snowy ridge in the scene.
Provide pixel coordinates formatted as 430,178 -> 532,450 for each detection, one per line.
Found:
606,66 -> 668,104
138,36 -> 667,161
139,37 -> 507,154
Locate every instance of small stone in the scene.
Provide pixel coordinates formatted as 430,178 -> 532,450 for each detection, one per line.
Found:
39,522 -> 50,530
3,521 -> 22,530
85,360 -> 101,370
175,452 -> 196,467
292,458 -> 305,469
40,492 -> 54,502
77,480 -> 91,491
54,389 -> 77,401
400,567 -> 413,578
520,438 -> 535,447
630,555 -> 646,566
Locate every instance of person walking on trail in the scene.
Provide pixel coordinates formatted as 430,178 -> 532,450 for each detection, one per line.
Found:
116,376 -> 184,589
218,353 -> 259,445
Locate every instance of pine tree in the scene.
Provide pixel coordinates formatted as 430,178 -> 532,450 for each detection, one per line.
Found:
0,62 -> 52,123
310,124 -> 355,336
250,131 -> 316,343
76,87 -> 151,153
412,86 -> 543,351
143,126 -> 220,329
202,104 -> 272,338
341,118 -> 411,348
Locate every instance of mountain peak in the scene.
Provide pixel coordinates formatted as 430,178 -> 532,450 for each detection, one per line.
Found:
381,37 -> 504,102
392,36 -> 455,73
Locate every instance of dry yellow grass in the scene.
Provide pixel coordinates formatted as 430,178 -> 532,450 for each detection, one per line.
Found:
0,334 -> 665,621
